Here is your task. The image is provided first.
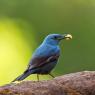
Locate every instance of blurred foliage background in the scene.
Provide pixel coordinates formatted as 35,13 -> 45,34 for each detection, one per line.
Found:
0,0 -> 95,85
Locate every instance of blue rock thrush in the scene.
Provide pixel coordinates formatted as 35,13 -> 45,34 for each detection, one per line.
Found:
12,34 -> 72,82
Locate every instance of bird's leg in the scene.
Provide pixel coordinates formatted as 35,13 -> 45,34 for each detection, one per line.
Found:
49,73 -> 55,78
37,74 -> 39,81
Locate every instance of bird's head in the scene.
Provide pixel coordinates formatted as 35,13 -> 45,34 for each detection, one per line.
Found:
43,34 -> 72,45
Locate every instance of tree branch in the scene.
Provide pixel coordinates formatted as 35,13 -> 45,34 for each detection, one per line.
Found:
0,71 -> 95,95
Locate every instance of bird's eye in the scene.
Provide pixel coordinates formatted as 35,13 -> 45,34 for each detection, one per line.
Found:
54,36 -> 57,39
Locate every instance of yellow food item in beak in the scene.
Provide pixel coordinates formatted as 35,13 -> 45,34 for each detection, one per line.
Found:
65,34 -> 72,40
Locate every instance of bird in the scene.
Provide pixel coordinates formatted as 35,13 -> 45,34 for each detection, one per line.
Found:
12,34 -> 72,82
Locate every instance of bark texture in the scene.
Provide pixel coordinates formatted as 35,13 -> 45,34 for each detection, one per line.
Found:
0,71 -> 95,95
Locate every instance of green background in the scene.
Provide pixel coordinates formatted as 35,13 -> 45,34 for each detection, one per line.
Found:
0,0 -> 95,85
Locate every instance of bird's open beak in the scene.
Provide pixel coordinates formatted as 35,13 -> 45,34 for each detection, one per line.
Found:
63,34 -> 72,40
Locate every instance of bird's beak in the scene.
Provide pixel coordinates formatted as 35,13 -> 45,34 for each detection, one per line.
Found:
63,34 -> 72,40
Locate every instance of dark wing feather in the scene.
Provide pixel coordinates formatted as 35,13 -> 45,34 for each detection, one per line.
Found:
27,54 -> 59,70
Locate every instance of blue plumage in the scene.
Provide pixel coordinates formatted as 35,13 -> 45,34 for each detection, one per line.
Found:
12,34 -> 72,82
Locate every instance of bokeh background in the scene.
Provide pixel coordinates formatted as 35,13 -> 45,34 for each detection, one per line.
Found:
0,0 -> 95,86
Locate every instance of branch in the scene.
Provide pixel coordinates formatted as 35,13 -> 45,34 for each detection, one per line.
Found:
0,71 -> 95,95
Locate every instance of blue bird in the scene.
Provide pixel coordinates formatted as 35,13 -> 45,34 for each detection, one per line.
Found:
12,34 -> 72,82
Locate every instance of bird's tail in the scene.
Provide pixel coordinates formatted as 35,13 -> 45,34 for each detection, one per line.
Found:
12,70 -> 32,82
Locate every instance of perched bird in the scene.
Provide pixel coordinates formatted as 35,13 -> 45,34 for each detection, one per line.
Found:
12,34 -> 72,82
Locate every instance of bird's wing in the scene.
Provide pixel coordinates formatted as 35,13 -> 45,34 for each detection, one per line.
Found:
27,54 -> 59,70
